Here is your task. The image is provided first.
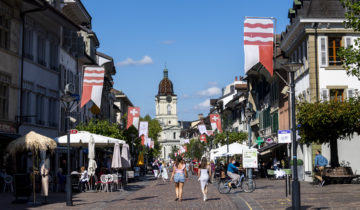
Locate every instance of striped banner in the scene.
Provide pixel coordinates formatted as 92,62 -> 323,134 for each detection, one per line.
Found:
80,66 -> 105,108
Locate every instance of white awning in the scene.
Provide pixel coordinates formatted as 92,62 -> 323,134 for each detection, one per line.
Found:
54,131 -> 126,147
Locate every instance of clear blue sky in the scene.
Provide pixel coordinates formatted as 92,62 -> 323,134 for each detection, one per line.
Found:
82,0 -> 293,121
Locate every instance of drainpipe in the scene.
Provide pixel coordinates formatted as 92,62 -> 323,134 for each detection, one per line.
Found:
18,6 -> 47,133
314,23 -> 319,102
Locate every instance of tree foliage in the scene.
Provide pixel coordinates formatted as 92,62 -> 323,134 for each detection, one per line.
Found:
213,131 -> 248,146
297,100 -> 360,166
338,0 -> 360,79
140,115 -> 162,158
76,119 -> 125,140
183,139 -> 205,161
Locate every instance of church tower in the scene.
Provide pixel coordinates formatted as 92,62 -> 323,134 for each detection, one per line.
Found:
155,66 -> 181,160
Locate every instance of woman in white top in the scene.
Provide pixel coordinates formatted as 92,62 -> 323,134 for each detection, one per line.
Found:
161,161 -> 169,181
198,157 -> 211,201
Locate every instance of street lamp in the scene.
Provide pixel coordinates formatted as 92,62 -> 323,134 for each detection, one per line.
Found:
60,84 -> 78,206
244,101 -> 254,189
283,61 -> 303,210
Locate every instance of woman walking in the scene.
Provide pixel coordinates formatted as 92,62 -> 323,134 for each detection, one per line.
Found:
161,161 -> 169,181
198,157 -> 211,201
170,156 -> 187,201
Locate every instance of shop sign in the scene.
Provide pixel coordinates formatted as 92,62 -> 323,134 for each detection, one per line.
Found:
70,129 -> 78,134
278,130 -> 291,143
265,138 -> 273,144
255,137 -> 264,145
243,149 -> 258,168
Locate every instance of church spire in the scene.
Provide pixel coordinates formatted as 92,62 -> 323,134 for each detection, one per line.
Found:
163,63 -> 168,78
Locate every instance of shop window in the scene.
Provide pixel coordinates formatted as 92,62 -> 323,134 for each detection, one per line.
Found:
37,36 -> 46,66
0,82 -> 9,119
330,89 -> 345,102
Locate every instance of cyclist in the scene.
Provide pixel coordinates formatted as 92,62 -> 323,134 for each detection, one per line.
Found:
227,158 -> 242,187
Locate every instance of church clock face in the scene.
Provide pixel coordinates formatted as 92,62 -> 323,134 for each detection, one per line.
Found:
166,95 -> 172,103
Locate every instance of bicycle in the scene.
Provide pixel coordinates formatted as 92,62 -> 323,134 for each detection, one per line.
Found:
218,174 -> 256,193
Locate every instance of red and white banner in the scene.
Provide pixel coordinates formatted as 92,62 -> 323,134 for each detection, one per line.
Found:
207,130 -> 214,136
244,18 -> 274,76
141,135 -> 145,146
210,114 -> 222,133
200,134 -> 207,143
126,107 -> 140,129
198,124 -> 207,135
150,140 -> 154,149
80,66 -> 105,108
139,121 -> 148,137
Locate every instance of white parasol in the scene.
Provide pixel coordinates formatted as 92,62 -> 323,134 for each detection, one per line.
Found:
121,144 -> 131,168
87,135 -> 97,176
111,143 -> 122,169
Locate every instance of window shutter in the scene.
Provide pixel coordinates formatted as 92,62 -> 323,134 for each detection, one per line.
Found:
319,36 -> 328,67
344,36 -> 352,48
347,88 -> 354,100
321,89 -> 329,102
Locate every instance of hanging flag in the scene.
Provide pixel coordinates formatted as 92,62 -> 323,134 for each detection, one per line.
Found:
80,66 -> 105,108
145,136 -> 152,148
200,134 -> 207,143
198,124 -> 207,135
180,146 -> 186,153
210,114 -> 222,133
150,140 -> 154,149
141,135 -> 145,146
244,18 -> 274,76
184,139 -> 190,144
139,121 -> 148,137
207,130 -> 214,136
126,107 -> 140,129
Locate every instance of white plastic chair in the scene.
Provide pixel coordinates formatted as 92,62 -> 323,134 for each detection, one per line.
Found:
100,175 -> 108,192
107,175 -> 114,192
3,175 -> 13,193
111,174 -> 118,191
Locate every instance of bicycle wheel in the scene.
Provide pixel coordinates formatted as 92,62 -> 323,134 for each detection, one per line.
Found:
243,177 -> 256,193
218,179 -> 231,194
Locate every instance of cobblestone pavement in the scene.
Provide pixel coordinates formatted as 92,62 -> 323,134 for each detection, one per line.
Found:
226,178 -> 360,210
2,176 -> 360,210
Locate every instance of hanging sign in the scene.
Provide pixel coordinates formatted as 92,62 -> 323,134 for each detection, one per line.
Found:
198,124 -> 207,135
278,130 -> 291,143
243,149 -> 258,168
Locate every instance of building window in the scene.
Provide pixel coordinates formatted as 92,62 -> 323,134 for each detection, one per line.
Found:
173,132 -> 176,139
271,112 -> 278,134
0,82 -> 9,120
49,43 -> 59,71
24,28 -> 33,59
330,89 -> 345,102
0,15 -> 10,49
167,104 -> 171,115
328,37 -> 342,66
37,36 -> 46,66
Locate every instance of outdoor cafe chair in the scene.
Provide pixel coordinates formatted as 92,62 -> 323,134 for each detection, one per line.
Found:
111,174 -> 118,191
99,175 -> 108,192
3,175 -> 13,193
106,174 -> 114,192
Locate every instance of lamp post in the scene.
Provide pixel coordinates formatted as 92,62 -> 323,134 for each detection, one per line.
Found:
283,62 -> 303,210
60,84 -> 77,206
245,102 -> 254,189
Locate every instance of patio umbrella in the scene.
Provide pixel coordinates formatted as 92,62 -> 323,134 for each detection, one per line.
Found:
88,135 -> 97,176
121,144 -> 131,168
6,131 -> 57,204
111,143 -> 122,169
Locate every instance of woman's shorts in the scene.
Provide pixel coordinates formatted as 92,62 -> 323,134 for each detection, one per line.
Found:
174,173 -> 185,183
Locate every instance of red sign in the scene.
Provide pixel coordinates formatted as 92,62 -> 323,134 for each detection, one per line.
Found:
70,129 -> 78,134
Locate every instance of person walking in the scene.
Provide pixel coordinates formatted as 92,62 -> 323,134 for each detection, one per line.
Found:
153,161 -> 159,178
198,157 -> 211,201
314,150 -> 328,187
79,166 -> 89,192
170,156 -> 188,202
161,161 -> 169,181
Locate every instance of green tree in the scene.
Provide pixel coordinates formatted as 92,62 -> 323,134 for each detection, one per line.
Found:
76,119 -> 125,140
213,131 -> 248,146
338,0 -> 360,79
184,139 -> 205,161
297,100 -> 360,167
140,115 -> 162,158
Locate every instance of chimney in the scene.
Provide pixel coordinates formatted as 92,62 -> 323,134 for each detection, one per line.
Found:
235,76 -> 238,81
198,113 -> 204,120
